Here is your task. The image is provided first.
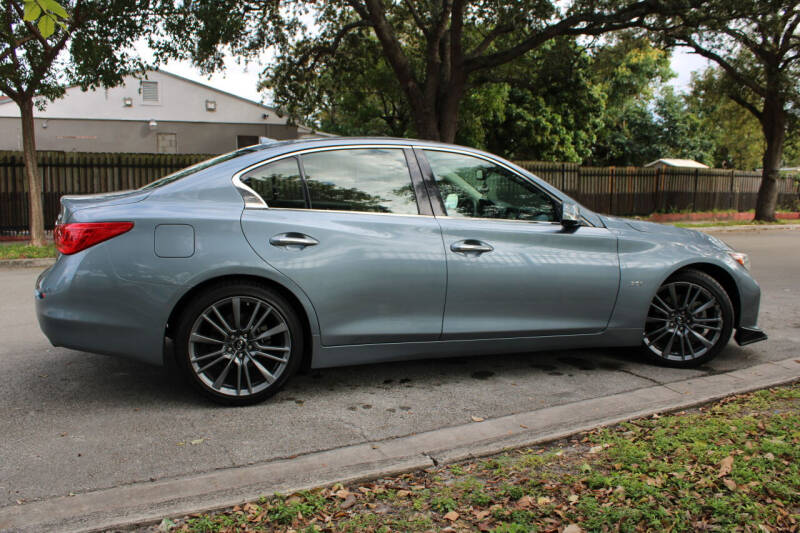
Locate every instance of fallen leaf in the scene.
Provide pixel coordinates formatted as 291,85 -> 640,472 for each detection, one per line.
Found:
520,424 -> 528,429
564,524 -> 584,533
190,438 -> 204,445
474,510 -> 491,520
471,416 -> 485,422
517,495 -> 535,508
723,478 -> 737,490
588,445 -> 604,454
335,489 -> 351,499
444,510 -> 459,521
718,456 -> 734,477
340,494 -> 357,509
764,452 -> 775,460
537,496 -> 552,505
396,490 -> 411,498
568,494 -> 579,504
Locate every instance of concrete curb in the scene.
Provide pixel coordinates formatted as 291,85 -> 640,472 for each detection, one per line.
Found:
0,258 -> 54,270
1,357 -> 798,533
694,223 -> 800,233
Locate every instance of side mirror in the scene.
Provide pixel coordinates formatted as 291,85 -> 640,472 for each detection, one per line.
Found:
560,201 -> 582,228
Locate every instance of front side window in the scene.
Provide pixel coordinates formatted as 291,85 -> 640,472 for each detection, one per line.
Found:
301,149 -> 418,214
240,157 -> 306,209
424,150 -> 557,222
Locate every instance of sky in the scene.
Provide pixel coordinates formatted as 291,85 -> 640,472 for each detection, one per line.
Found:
154,46 -> 711,105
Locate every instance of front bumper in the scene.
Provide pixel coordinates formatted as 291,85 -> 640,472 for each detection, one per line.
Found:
735,327 -> 768,346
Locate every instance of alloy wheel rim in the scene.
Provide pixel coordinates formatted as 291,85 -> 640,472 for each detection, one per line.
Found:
643,281 -> 723,361
188,296 -> 291,397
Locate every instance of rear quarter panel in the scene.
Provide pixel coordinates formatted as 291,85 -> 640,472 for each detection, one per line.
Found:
56,170 -> 321,366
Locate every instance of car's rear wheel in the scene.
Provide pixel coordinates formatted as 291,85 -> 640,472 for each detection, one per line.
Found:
175,281 -> 303,405
642,269 -> 734,368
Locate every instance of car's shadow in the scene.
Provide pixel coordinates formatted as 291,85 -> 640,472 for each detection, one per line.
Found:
11,341 -> 759,410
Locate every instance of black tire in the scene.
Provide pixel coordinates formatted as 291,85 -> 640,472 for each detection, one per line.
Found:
641,269 -> 734,368
175,281 -> 304,405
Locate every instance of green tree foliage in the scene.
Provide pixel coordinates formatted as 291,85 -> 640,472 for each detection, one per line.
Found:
687,67 -> 766,170
588,33 -> 674,165
688,65 -> 800,171
0,0 -> 164,244
165,0 -> 698,144
656,0 -> 800,220
458,38 -> 605,162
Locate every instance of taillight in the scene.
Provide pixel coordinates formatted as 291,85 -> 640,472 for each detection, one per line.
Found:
54,222 -> 134,255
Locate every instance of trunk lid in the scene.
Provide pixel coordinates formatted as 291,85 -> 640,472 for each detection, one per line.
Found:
58,190 -> 150,224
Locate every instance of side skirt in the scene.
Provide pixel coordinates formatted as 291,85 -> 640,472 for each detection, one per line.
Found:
309,328 -> 643,370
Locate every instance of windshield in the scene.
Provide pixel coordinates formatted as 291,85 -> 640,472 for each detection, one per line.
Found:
139,146 -> 263,191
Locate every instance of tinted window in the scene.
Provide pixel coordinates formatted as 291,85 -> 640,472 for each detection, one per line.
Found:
301,149 -> 418,214
241,157 -> 306,209
140,146 -> 261,190
424,150 -> 556,222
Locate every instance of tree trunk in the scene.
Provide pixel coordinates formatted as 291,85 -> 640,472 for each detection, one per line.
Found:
438,72 -> 466,144
19,98 -> 46,246
409,99 -> 441,141
754,102 -> 785,222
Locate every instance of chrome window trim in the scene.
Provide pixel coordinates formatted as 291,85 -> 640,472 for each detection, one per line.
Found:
244,206 -> 435,218
232,144 -> 416,210
231,142 -> 595,228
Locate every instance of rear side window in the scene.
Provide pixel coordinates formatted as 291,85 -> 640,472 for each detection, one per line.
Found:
240,157 -> 306,209
301,149 -> 418,214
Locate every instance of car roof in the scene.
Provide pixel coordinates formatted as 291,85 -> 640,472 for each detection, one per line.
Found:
250,136 -> 472,155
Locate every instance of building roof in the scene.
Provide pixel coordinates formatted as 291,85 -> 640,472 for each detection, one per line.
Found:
644,158 -> 710,169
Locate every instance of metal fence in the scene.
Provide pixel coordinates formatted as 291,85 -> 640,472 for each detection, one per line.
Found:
1,151 -> 798,235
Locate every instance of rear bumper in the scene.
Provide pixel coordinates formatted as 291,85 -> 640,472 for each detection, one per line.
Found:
734,327 -> 768,346
34,252 -> 171,366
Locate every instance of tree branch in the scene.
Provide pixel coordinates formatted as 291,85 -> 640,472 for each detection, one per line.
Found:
678,36 -> 768,98
727,90 -> 764,122
403,0 -> 429,38
0,34 -> 35,63
297,19 -> 369,68
354,0 -> 423,103
9,0 -> 53,51
464,0 -> 664,72
468,23 -> 514,59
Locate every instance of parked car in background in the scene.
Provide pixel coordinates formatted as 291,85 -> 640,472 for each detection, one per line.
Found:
35,138 -> 767,404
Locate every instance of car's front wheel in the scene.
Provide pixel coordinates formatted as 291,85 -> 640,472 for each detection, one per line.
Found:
642,269 -> 734,367
175,281 -> 303,405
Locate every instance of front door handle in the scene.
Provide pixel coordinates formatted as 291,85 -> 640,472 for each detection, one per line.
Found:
270,233 -> 319,248
450,239 -> 494,255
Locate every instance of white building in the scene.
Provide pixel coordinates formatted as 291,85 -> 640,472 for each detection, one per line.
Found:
0,69 -> 326,154
644,158 -> 710,169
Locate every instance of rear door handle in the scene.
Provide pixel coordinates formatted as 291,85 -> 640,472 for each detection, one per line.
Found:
269,233 -> 319,248
450,240 -> 494,255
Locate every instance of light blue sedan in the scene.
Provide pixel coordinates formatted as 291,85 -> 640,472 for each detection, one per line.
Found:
35,138 -> 767,404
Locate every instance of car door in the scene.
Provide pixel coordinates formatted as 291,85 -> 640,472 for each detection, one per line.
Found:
239,146 -> 447,346
417,148 -> 620,340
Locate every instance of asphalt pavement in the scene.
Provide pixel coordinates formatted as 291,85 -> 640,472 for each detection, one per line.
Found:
0,228 -> 798,514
